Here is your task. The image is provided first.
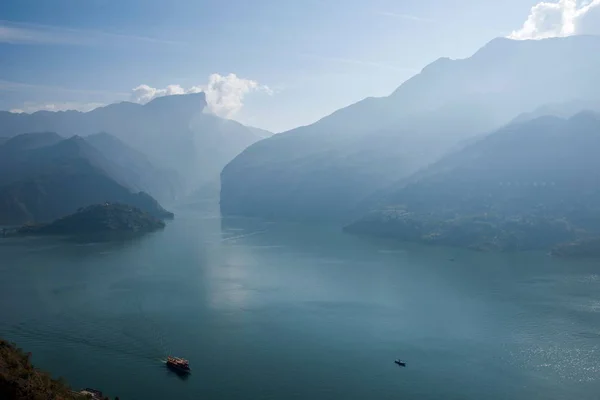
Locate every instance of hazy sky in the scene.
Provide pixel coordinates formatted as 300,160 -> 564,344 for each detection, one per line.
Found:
1,0 -> 600,132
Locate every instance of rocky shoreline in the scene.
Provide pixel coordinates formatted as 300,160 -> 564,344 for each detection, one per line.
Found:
0,339 -> 118,400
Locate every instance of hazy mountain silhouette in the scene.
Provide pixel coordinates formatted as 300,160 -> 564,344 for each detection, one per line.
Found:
0,93 -> 268,199
511,99 -> 600,124
246,125 -> 275,139
221,35 -> 600,221
0,131 -> 63,153
346,112 -> 600,252
85,132 -> 182,203
0,132 -> 172,225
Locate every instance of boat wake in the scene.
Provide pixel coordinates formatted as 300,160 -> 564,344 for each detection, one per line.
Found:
5,317 -> 165,364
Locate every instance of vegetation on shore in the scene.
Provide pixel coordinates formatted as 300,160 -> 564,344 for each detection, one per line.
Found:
4,203 -> 165,237
0,339 -> 117,400
344,209 -> 576,253
345,112 -> 600,257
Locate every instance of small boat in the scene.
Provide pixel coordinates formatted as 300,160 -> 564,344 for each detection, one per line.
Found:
166,356 -> 191,373
394,359 -> 406,367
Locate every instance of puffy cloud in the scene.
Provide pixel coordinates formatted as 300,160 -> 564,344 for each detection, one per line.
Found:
509,0 -> 600,40
202,73 -> 273,118
130,84 -> 186,104
130,73 -> 271,118
9,101 -> 104,113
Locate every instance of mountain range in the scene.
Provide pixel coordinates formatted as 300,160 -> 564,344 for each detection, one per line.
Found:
0,132 -> 172,226
0,93 -> 270,201
3,35 -> 600,255
220,35 -> 600,222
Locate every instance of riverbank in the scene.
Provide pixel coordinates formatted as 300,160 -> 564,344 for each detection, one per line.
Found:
0,339 -> 116,400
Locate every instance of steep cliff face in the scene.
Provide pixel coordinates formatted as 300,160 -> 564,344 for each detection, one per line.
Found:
220,36 -> 600,221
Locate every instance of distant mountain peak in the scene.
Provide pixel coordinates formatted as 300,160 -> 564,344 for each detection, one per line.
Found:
474,34 -> 600,60
419,57 -> 453,74
1,131 -> 63,152
50,135 -> 98,157
64,134 -> 87,145
87,131 -> 124,143
143,92 -> 207,114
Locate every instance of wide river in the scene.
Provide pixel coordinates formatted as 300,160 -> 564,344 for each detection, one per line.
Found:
1,206 -> 599,399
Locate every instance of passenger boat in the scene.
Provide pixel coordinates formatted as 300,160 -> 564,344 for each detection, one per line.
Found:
166,356 -> 191,373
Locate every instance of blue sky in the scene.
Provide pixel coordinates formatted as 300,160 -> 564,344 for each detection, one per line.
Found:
1,0 -> 598,132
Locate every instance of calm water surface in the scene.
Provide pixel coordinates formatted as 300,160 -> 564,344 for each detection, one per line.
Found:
1,206 -> 599,399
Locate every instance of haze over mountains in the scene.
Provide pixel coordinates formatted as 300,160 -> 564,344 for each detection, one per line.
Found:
220,35 -> 600,221
3,35 -> 600,255
84,132 -> 180,204
0,92 -> 269,202
0,132 -> 173,225
346,111 -> 600,252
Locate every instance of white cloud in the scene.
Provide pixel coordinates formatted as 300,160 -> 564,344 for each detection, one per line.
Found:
130,74 -> 272,118
201,73 -> 273,118
9,102 -> 105,114
130,84 -> 187,104
509,0 -> 600,40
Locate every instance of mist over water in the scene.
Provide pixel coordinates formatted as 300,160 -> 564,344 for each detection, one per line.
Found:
1,205 -> 598,400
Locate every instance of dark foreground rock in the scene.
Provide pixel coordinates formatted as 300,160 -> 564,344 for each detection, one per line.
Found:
0,339 -> 118,399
